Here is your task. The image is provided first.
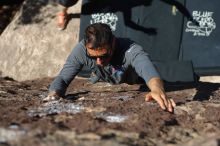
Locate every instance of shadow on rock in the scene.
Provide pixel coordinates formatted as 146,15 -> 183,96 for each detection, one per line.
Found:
193,82 -> 220,101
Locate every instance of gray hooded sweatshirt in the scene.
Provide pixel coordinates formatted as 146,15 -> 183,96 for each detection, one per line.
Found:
49,38 -> 160,96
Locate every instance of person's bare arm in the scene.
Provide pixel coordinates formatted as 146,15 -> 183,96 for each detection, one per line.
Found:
145,77 -> 176,113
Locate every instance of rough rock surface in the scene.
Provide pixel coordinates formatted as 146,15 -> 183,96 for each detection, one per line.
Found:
0,0 -> 81,81
0,77 -> 220,146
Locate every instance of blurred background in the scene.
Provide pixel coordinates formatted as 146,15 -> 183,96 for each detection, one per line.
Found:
0,0 -> 24,34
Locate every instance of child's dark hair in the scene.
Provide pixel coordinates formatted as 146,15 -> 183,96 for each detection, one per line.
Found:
84,23 -> 113,50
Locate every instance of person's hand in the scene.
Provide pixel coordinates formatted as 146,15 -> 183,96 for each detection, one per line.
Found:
146,77 -> 176,113
43,91 -> 60,102
145,89 -> 176,113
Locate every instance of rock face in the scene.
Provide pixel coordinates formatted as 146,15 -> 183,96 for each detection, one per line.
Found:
0,77 -> 220,146
0,0 -> 81,81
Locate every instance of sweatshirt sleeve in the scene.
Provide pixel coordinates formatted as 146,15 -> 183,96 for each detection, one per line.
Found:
49,42 -> 87,96
125,44 -> 160,83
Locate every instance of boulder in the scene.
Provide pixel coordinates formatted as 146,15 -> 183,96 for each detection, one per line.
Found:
0,0 -> 81,81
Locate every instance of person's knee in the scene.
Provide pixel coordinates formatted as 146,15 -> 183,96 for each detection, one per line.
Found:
58,0 -> 78,7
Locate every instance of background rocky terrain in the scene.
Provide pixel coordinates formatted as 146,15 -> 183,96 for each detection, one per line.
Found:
0,0 -> 81,81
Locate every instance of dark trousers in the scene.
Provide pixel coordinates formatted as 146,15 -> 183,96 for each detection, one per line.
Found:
58,0 -> 78,7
